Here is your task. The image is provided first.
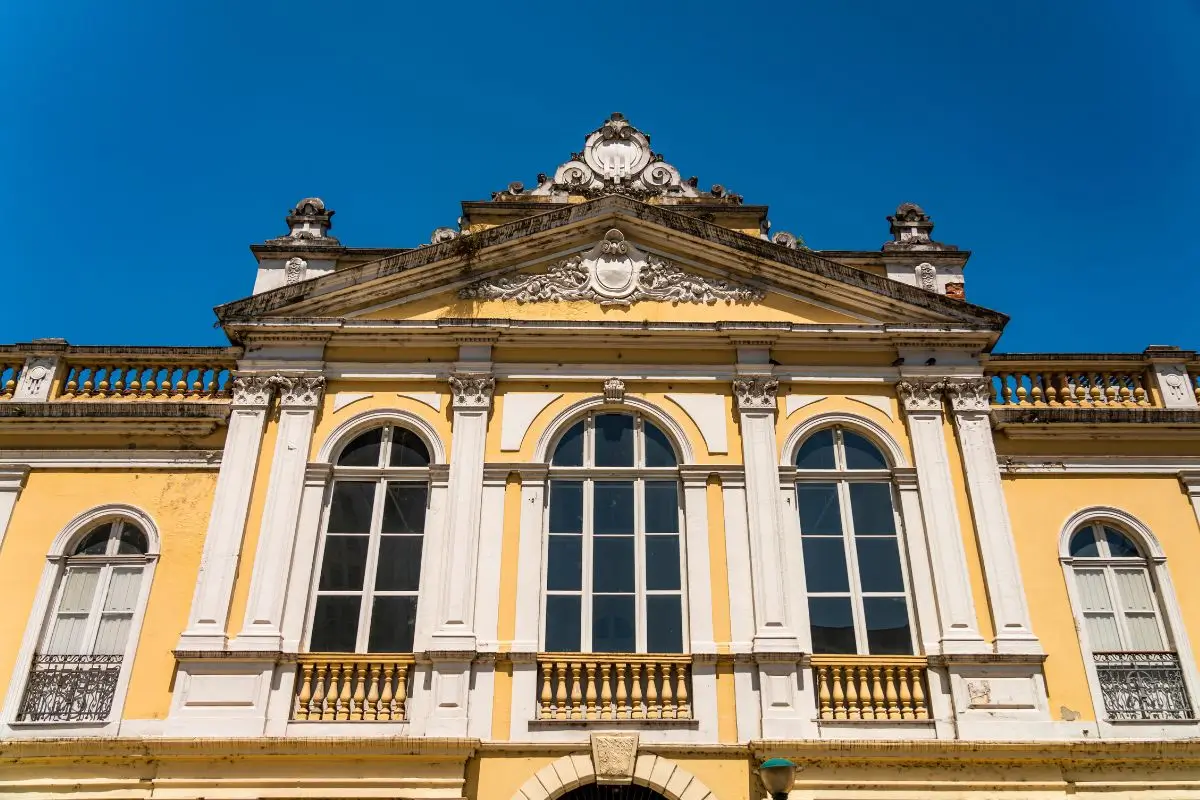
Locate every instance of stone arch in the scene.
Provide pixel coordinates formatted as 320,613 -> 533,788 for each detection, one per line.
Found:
515,752 -> 719,800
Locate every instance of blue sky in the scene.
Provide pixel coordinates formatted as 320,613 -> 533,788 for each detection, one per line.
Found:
2,2 -> 1197,351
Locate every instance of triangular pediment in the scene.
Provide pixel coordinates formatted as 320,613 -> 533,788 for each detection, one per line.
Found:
216,196 -> 1006,336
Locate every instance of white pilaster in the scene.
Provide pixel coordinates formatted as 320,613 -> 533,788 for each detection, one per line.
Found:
233,376 -> 326,651
1181,472 -> 1200,534
177,375 -> 274,650
945,378 -> 1042,654
512,465 -> 549,653
0,466 -> 29,554
719,471 -> 755,652
475,467 -> 511,651
733,376 -> 799,651
895,378 -> 987,654
892,468 -> 943,653
680,467 -> 716,654
279,463 -> 334,653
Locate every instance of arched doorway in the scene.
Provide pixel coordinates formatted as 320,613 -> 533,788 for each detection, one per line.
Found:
558,785 -> 670,800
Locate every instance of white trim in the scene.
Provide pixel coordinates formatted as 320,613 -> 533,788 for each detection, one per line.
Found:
325,361 -> 902,384
533,396 -> 696,464
847,394 -> 896,420
664,393 -> 728,455
397,391 -> 442,412
0,466 -> 30,555
500,393 -> 562,452
512,470 -> 548,653
316,407 -> 447,464
780,411 -> 909,468
784,394 -> 826,417
1,506 -> 160,737
0,451 -> 221,469
474,475 -> 509,649
1000,456 -> 1200,474
1059,507 -> 1167,560
332,392 -> 372,412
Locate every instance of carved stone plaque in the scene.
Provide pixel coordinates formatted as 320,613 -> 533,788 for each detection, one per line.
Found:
591,732 -> 638,785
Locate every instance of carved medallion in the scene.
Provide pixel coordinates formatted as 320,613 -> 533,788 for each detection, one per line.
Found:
591,733 -> 638,785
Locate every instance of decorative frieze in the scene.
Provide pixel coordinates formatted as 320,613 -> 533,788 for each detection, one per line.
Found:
895,378 -> 946,412
449,374 -> 495,410
733,377 -> 779,411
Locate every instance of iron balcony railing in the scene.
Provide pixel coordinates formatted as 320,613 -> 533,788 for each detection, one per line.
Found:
17,653 -> 123,722
1094,651 -> 1193,721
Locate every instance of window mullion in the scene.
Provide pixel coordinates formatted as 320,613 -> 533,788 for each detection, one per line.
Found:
582,476 -> 594,653
79,564 -> 114,656
635,475 -> 645,653
357,477 -> 388,652
838,479 -> 868,653
1101,566 -> 1132,652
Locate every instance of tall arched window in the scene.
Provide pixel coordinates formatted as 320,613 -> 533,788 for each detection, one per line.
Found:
794,426 -> 914,655
17,514 -> 154,723
307,424 -> 431,653
1065,519 -> 1193,720
543,412 -> 685,653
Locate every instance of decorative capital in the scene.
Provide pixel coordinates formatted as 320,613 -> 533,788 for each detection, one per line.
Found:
733,377 -> 779,411
943,378 -> 993,412
591,733 -> 639,785
274,375 -> 326,408
895,378 -> 947,412
604,377 -> 625,403
231,374 -> 274,407
449,373 -> 495,410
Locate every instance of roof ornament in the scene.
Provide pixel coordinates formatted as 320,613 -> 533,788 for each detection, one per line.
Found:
493,113 -> 742,203
883,202 -> 956,252
264,197 -> 340,246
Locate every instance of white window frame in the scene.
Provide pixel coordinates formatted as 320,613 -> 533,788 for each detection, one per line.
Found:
541,412 -> 689,654
1,505 -> 159,738
794,425 -> 918,656
1060,506 -> 1200,733
304,424 -> 432,654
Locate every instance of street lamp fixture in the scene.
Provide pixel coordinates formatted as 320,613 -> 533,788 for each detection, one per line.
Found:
759,758 -> 797,800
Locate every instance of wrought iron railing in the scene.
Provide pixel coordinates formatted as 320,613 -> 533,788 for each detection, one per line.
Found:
16,654 -> 123,722
1094,651 -> 1193,721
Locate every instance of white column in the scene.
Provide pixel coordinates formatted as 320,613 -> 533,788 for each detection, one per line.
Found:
0,466 -> 29,555
680,467 -> 716,654
945,378 -> 1042,654
896,378 -> 987,654
233,376 -> 325,651
178,375 -> 274,650
733,377 -> 799,651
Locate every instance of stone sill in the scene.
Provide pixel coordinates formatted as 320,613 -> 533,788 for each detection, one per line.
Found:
529,718 -> 699,730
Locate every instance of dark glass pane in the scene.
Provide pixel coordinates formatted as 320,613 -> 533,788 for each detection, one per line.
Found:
809,597 -> 856,654
796,483 -> 842,535
318,535 -> 369,590
647,595 -> 683,653
594,414 -> 634,467
864,596 -> 913,655
382,483 -> 427,533
849,483 -> 896,535
552,421 -> 585,467
375,536 -> 423,591
1104,527 -> 1141,558
594,481 -> 634,534
338,427 -> 383,467
548,481 -> 583,533
310,596 -> 361,652
644,481 -> 679,533
547,535 -> 582,591
644,421 -> 677,467
843,430 -> 888,469
75,524 -> 112,555
116,524 -> 148,555
1069,529 -> 1100,557
646,535 -> 681,590
389,427 -> 431,467
594,537 -> 635,592
592,595 -> 636,652
855,537 -> 905,593
795,429 -> 836,470
545,595 -> 581,651
802,538 -> 850,593
328,482 -> 376,533
368,595 -> 417,652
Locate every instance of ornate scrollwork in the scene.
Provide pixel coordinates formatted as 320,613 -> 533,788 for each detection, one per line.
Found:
733,377 -> 779,410
274,375 -> 326,407
284,257 -> 307,285
17,654 -> 123,722
895,378 -> 947,412
1094,651 -> 1193,721
231,374 -> 274,406
943,377 -> 993,412
449,373 -> 495,409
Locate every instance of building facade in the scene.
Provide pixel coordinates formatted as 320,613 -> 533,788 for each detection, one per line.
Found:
4,114 -> 1200,798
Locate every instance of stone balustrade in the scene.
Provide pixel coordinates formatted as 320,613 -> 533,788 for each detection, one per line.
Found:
987,360 -> 1154,408
292,654 -> 413,722
59,359 -> 233,399
812,654 -> 930,721
536,654 -> 692,721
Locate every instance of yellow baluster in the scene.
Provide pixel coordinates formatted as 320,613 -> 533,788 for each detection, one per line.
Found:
630,663 -> 644,719
295,663 -> 313,720
395,663 -> 409,721
675,663 -> 689,719
816,666 -> 831,720
858,666 -> 874,720
540,662 -> 553,719
364,663 -> 381,720
585,662 -> 597,719
885,666 -> 900,719
845,665 -> 860,720
912,669 -> 928,719
570,662 -> 583,719
379,663 -> 395,721
615,662 -> 629,718
555,661 -> 568,720
661,662 -> 675,720
600,662 -> 613,719
871,666 -> 885,718
645,663 -> 660,719
898,666 -> 913,719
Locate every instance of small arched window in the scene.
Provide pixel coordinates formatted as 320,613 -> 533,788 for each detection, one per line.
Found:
1065,519 -> 1192,720
543,412 -> 685,653
307,425 -> 431,653
794,426 -> 914,655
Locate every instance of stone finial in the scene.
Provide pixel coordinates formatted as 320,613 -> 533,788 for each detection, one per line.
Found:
267,197 -> 339,246
771,231 -> 806,250
883,202 -> 956,252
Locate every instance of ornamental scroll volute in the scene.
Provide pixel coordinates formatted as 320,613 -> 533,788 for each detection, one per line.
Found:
590,733 -> 639,785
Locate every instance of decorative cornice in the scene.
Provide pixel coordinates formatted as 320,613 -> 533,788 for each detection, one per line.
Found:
449,373 -> 495,410
943,377 -> 992,412
273,375 -> 326,408
732,377 -> 779,411
895,378 -> 946,412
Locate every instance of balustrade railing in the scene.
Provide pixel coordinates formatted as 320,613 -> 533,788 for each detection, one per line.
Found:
536,654 -> 692,721
58,360 -> 233,399
16,653 -> 123,722
812,655 -> 930,721
988,367 -> 1153,408
0,360 -> 22,399
292,654 -> 413,721
1094,651 -> 1193,721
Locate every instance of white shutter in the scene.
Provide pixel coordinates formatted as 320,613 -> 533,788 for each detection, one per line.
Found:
94,567 -> 143,655
1114,567 -> 1165,651
45,567 -> 100,654
1074,567 -> 1122,651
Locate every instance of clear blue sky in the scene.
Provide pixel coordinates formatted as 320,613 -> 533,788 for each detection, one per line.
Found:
2,2 -> 1198,352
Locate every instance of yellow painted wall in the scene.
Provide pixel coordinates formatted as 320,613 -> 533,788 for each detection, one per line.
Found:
0,469 -> 217,720
1004,473 -> 1200,721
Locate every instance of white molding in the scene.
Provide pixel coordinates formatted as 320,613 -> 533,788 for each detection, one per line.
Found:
500,393 -> 562,451
473,477 -> 508,649
665,393 -> 728,455
533,395 -> 696,464
1058,506 -> 1167,560
332,392 -> 372,412
783,394 -> 825,417
511,470 -> 548,653
779,411 -> 909,468
0,451 -> 221,469
893,471 -> 943,653
0,466 -> 30,555
315,407 -> 447,464
847,394 -> 895,420
47,504 -> 163,557
398,391 -> 443,412
720,480 -> 755,652
681,479 -> 715,654
1000,456 -> 1200,474
278,465 -> 333,653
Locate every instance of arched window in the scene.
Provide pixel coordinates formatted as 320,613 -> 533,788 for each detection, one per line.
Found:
307,424 -> 431,653
1065,519 -> 1193,720
794,426 -> 914,655
17,514 -> 154,723
543,412 -> 685,653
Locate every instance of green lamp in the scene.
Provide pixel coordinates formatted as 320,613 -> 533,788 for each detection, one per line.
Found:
759,758 -> 797,800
